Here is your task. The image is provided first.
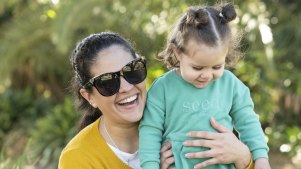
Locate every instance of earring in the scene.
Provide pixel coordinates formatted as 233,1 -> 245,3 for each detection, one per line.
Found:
89,101 -> 97,108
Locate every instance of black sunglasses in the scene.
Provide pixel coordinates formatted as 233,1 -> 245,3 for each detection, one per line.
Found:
82,57 -> 147,96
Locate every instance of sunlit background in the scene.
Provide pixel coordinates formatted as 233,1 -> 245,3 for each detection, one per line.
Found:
0,0 -> 300,169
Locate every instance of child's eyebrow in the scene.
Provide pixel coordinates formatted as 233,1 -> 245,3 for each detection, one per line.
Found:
190,62 -> 225,67
190,63 -> 204,67
213,63 -> 225,66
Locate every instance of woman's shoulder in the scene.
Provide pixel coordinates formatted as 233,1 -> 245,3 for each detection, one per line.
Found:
59,117 -> 110,168
59,134 -> 92,168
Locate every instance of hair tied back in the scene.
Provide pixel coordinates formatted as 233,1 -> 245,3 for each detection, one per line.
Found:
186,7 -> 209,27
220,2 -> 237,23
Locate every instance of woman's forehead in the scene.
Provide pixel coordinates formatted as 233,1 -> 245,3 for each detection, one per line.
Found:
90,45 -> 134,76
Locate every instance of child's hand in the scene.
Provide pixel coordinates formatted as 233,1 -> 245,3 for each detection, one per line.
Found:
254,158 -> 271,169
160,141 -> 175,169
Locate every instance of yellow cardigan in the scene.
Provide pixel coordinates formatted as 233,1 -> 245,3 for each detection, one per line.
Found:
58,118 -> 131,169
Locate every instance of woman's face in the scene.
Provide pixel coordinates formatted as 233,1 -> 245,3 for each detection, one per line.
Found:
87,45 -> 146,125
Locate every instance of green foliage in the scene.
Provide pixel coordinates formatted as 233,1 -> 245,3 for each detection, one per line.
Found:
0,88 -> 51,147
0,0 -> 69,98
236,1 -> 301,157
0,90 -> 79,168
0,140 -> 34,169
0,87 -> 52,168
30,97 -> 80,168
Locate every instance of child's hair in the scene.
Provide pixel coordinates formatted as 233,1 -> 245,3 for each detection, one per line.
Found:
158,2 -> 243,69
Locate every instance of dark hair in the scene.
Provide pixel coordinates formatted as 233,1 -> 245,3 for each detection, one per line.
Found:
70,32 -> 137,131
158,2 -> 242,69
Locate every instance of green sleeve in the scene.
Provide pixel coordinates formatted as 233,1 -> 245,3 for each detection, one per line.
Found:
230,80 -> 269,160
139,79 -> 166,169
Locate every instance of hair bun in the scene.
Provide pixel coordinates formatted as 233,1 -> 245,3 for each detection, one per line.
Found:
186,7 -> 208,27
220,3 -> 237,23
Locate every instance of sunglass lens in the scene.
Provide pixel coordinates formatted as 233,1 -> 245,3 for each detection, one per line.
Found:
94,73 -> 120,96
123,61 -> 146,84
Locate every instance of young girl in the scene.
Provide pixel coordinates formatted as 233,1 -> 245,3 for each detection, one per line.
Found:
139,3 -> 270,169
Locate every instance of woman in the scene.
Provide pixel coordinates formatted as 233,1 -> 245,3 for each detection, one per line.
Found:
58,32 -> 253,169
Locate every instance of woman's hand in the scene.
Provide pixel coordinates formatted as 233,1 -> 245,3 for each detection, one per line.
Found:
160,141 -> 175,169
183,117 -> 252,169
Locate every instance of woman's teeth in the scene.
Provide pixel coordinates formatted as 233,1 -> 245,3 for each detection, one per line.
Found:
118,95 -> 138,104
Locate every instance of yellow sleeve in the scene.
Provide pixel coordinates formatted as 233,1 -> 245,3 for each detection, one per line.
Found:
245,158 -> 254,169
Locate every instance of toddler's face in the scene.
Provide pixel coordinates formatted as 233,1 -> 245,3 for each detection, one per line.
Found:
176,40 -> 228,88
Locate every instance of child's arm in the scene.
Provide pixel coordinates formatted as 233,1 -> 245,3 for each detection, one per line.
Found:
230,79 -> 270,165
254,158 -> 271,169
139,102 -> 165,169
139,82 -> 166,169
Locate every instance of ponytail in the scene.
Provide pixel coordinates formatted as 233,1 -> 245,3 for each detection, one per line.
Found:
185,8 -> 209,28
219,3 -> 237,23
78,108 -> 101,132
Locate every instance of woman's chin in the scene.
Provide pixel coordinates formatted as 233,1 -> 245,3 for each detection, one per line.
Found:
125,112 -> 143,123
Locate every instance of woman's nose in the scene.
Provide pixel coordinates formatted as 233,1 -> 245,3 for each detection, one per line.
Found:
119,76 -> 134,93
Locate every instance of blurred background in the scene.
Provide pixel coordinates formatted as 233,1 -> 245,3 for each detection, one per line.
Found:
0,0 -> 300,169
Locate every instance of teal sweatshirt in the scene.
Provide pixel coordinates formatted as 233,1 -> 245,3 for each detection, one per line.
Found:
139,70 -> 269,169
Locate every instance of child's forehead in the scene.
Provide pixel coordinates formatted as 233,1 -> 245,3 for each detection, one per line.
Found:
184,39 -> 228,55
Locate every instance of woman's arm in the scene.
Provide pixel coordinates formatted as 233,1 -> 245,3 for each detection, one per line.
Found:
183,117 -> 253,169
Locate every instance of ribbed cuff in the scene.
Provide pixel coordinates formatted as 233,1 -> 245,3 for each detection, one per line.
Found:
252,149 -> 268,160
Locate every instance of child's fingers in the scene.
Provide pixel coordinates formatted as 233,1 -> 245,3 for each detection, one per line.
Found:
160,141 -> 175,169
160,156 -> 174,169
160,141 -> 171,153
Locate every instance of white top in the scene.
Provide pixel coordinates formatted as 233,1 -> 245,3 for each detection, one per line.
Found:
107,143 -> 141,169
